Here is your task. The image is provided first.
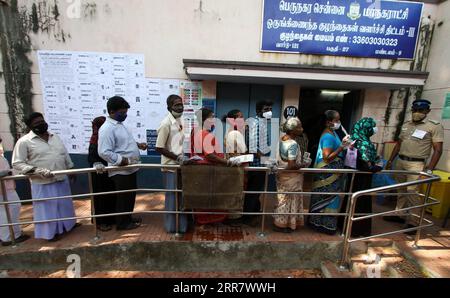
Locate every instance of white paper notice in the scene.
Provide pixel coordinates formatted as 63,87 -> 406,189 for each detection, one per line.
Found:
38,51 -> 204,155
38,50 -> 146,154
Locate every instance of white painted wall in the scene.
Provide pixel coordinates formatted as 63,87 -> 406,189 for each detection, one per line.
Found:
0,0 -> 442,152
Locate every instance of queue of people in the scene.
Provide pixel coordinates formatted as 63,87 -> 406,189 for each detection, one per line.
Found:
0,97 -> 443,245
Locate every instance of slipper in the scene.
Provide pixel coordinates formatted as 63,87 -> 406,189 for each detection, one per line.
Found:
117,221 -> 141,231
48,234 -> 63,242
97,224 -> 113,232
1,234 -> 30,246
65,222 -> 82,235
132,217 -> 142,225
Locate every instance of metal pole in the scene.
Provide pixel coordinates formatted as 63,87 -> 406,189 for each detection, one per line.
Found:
339,193 -> 359,270
1,179 -> 16,246
87,172 -> 99,240
341,172 -> 356,237
175,168 -> 181,238
414,181 -> 432,248
258,170 -> 269,238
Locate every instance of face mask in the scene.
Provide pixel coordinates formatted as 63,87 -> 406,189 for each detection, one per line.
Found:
331,122 -> 341,130
262,111 -> 273,119
114,112 -> 127,122
412,112 -> 427,122
372,127 -> 378,135
32,122 -> 49,134
171,111 -> 183,118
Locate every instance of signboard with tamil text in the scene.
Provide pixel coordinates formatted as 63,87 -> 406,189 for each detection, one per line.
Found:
261,0 -> 423,59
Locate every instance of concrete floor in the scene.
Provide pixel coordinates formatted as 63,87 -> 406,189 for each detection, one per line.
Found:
0,192 -> 448,277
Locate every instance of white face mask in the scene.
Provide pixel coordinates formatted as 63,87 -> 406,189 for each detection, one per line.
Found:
331,122 -> 341,130
171,111 -> 183,118
372,127 -> 378,135
262,111 -> 273,119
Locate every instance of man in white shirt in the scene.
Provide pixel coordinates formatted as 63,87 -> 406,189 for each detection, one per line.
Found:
12,113 -> 79,242
98,96 -> 148,231
156,94 -> 188,233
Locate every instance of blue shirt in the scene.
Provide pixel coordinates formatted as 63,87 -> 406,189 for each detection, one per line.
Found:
98,117 -> 140,176
315,131 -> 342,166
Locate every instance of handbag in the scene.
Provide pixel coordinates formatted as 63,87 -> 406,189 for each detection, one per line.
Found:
344,147 -> 358,169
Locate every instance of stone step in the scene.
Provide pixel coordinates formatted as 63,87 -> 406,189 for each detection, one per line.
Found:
349,241 -> 369,255
352,261 -> 391,278
321,261 -> 360,278
0,240 -> 342,273
365,239 -> 395,248
393,242 -> 445,278
1,269 -> 324,278
367,246 -> 402,258
348,244 -> 427,278
387,259 -> 426,278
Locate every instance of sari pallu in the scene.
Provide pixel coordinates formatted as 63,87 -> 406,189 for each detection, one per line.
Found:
308,158 -> 345,235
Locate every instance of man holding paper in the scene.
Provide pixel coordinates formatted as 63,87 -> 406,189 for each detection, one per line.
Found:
155,94 -> 189,233
385,99 -> 444,234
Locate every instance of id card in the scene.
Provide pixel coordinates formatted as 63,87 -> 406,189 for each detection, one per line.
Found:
412,129 -> 427,139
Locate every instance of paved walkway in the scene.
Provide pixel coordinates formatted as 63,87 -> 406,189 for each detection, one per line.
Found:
1,193 -> 448,277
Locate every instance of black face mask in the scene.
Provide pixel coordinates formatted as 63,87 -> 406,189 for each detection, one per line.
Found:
32,122 -> 49,134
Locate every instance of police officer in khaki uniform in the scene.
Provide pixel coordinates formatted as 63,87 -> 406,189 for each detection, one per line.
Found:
385,99 -> 444,234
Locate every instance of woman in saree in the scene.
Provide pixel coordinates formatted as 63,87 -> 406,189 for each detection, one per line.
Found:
190,108 -> 241,225
308,110 -> 351,235
273,117 -> 312,233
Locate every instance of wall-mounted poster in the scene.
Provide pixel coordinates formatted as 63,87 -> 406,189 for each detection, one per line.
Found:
38,50 -> 204,155
38,50 -> 146,154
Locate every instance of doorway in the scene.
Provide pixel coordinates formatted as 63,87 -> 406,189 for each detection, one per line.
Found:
299,88 -> 362,164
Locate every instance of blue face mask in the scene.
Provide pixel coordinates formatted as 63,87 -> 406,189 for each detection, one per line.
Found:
114,112 -> 127,122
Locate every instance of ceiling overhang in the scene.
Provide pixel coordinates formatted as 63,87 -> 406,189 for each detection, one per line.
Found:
184,59 -> 429,89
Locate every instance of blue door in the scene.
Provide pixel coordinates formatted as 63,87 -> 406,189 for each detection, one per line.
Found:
216,83 -> 283,120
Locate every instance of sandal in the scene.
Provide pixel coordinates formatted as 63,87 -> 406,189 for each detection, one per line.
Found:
1,234 -> 30,246
48,234 -> 63,242
117,221 -> 141,231
132,217 -> 142,225
97,224 -> 113,232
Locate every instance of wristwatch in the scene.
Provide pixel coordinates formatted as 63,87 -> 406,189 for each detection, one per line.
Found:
425,169 -> 433,175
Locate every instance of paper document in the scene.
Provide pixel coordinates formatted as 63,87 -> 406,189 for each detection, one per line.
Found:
229,154 -> 254,163
189,155 -> 204,161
